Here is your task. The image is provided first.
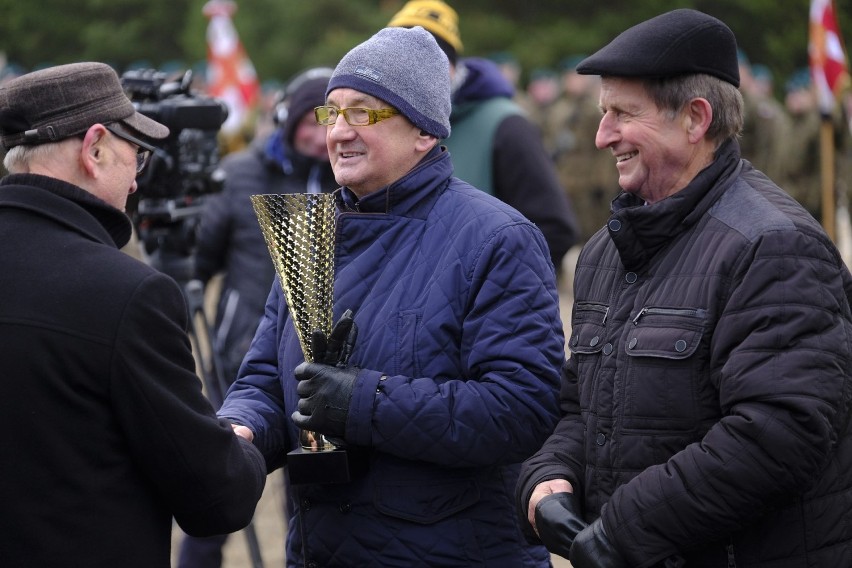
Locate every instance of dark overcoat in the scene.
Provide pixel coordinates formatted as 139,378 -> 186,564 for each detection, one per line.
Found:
0,174 -> 266,568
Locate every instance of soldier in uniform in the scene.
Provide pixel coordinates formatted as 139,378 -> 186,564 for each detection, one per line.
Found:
738,54 -> 793,187
551,56 -> 620,243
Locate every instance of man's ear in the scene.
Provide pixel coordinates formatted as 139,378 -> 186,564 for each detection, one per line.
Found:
79,124 -> 109,177
415,130 -> 438,152
685,97 -> 713,144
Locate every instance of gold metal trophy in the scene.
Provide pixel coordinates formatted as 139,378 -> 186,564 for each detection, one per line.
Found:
251,193 -> 353,484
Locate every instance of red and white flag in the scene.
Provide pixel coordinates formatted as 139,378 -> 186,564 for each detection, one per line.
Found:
809,0 -> 850,114
202,0 -> 260,134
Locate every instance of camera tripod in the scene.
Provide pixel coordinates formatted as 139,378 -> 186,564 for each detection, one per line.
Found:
148,249 -> 265,568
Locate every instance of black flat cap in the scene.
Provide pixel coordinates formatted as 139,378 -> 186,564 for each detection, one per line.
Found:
576,9 -> 740,87
0,62 -> 169,150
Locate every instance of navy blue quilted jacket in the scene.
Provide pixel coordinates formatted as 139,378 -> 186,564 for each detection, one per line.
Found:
220,147 -> 565,567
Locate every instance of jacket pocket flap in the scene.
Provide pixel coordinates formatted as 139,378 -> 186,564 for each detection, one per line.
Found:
626,307 -> 706,360
569,302 -> 609,355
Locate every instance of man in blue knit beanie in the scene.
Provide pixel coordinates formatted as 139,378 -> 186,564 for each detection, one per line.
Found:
217,24 -> 565,567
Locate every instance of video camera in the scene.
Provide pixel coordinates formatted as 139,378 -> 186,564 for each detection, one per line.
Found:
120,69 -> 228,280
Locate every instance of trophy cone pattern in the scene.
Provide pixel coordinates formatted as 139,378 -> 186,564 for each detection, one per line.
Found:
251,193 -> 336,363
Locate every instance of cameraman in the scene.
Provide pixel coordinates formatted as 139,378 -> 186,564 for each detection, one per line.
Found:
0,62 -> 266,567
179,67 -> 337,568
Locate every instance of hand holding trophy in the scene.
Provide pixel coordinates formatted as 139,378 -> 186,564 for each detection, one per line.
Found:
292,311 -> 358,448
251,193 -> 359,483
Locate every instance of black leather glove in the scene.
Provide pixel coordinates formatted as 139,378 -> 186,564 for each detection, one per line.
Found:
311,309 -> 358,367
534,492 -> 588,559
570,518 -> 628,568
292,363 -> 358,439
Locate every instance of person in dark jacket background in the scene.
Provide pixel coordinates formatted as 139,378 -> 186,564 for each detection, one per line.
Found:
218,26 -> 565,567
194,66 -> 337,388
0,62 -> 266,568
180,67 -> 337,568
517,9 -> 852,568
388,0 -> 579,271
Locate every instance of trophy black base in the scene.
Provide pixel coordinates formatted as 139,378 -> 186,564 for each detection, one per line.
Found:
288,446 -> 359,485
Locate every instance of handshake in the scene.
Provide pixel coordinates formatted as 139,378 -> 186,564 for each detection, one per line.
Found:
532,490 -> 628,568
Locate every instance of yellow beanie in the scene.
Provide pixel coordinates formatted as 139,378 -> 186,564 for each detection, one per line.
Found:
388,0 -> 463,55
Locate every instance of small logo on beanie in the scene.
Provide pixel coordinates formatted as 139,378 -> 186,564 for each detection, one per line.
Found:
354,65 -> 381,83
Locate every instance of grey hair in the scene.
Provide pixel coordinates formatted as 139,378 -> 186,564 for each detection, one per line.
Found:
3,140 -> 69,173
641,73 -> 744,146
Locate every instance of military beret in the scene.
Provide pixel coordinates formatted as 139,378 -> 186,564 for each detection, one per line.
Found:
576,9 -> 740,88
0,62 -> 169,150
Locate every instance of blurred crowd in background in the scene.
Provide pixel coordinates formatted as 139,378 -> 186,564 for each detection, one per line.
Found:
1,43 -> 850,249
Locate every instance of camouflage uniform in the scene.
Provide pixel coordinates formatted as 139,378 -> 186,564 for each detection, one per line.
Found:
739,88 -> 793,185
551,87 -> 620,242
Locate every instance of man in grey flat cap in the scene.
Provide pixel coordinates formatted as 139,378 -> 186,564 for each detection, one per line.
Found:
218,26 -> 565,567
0,62 -> 266,567
517,9 -> 852,568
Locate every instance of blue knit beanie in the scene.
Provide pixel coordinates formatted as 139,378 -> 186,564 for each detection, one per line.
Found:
327,26 -> 451,139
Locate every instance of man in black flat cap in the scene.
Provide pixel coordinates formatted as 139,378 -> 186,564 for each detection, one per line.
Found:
517,9 -> 852,568
0,62 -> 266,567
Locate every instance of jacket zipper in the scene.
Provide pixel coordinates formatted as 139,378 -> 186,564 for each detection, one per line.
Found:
726,541 -> 737,568
632,306 -> 706,325
579,302 -> 609,325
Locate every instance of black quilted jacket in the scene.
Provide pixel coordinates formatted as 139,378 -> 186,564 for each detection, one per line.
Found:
519,140 -> 852,567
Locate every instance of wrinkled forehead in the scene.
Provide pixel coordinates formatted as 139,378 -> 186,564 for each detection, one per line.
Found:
599,76 -> 651,102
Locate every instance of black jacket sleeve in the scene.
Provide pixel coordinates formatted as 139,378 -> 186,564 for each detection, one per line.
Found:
112,271 -> 266,536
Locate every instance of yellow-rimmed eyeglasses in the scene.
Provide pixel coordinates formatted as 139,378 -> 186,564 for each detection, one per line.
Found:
314,106 -> 399,127
104,124 -> 156,175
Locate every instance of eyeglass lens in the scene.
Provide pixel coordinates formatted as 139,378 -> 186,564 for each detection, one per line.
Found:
105,125 -> 153,174
315,107 -> 387,126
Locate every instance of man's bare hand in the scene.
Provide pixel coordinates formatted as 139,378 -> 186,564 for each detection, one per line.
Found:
231,424 -> 254,443
528,478 -> 574,534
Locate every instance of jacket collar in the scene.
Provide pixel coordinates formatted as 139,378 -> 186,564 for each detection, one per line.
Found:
0,173 -> 133,248
335,145 -> 452,219
608,139 -> 742,272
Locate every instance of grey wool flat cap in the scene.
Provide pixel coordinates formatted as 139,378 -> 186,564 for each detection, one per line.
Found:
576,9 -> 740,88
0,62 -> 169,150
